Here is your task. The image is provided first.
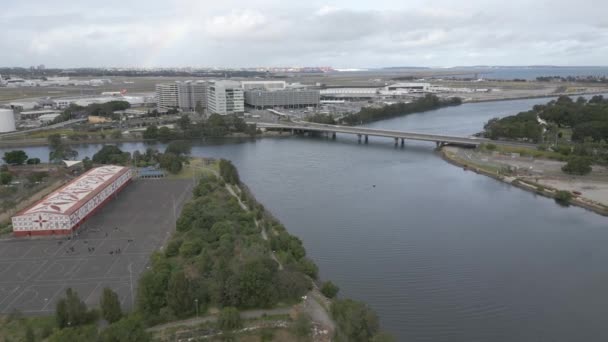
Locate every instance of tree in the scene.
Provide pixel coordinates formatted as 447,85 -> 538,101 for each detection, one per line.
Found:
195,101 -> 204,115
331,299 -> 380,342
3,150 -> 28,165
143,125 -> 158,139
25,325 -> 35,342
165,141 -> 191,157
92,145 -> 131,165
157,126 -> 173,141
99,315 -> 150,342
167,271 -> 193,318
48,134 -> 77,163
219,159 -> 240,184
100,288 -> 123,323
562,157 -> 592,175
0,172 -> 13,185
177,115 -> 192,131
217,307 -> 241,331
48,134 -> 62,149
321,281 -> 340,299
82,157 -> 94,170
55,288 -> 94,328
159,152 -> 183,174
48,326 -> 98,342
26,158 -> 41,165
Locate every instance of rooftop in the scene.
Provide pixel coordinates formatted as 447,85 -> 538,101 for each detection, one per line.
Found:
17,165 -> 129,216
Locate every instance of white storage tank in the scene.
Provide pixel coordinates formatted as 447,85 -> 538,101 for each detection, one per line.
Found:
0,108 -> 16,133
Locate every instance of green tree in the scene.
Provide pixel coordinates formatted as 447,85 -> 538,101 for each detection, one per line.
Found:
100,288 -> 123,323
157,126 -> 173,141
331,299 -> 380,342
217,307 -> 241,331
24,325 -> 35,342
82,157 -> 94,170
143,125 -> 158,140
195,101 -> 204,115
159,152 -> 183,174
48,134 -> 77,163
55,288 -> 94,328
321,281 -> 340,299
562,157 -> 592,175
0,172 -> 13,185
372,332 -> 396,342
99,315 -> 150,342
165,141 -> 191,157
26,158 -> 41,165
219,159 -> 240,184
92,145 -> 131,165
167,271 -> 194,318
48,326 -> 99,342
2,150 -> 28,165
177,115 -> 192,131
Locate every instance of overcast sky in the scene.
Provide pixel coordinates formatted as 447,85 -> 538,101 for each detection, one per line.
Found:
2,0 -> 607,68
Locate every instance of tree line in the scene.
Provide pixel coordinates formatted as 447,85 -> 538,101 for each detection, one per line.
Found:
341,94 -> 462,125
143,114 -> 257,142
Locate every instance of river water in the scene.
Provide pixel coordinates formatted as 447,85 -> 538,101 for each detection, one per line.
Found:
3,97 -> 608,341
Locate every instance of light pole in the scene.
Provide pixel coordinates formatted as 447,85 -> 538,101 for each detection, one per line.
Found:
195,298 -> 199,317
128,263 -> 134,309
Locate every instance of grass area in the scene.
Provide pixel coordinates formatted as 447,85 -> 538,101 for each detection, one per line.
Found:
479,143 -> 567,161
0,314 -> 56,341
167,157 -> 218,180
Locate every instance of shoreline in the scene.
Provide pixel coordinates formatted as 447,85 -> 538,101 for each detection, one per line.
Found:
439,147 -> 608,217
466,90 -> 607,103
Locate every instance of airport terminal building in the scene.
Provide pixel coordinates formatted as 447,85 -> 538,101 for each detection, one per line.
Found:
11,165 -> 133,237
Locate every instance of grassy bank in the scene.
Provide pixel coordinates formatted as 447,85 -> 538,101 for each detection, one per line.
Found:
440,146 -> 608,216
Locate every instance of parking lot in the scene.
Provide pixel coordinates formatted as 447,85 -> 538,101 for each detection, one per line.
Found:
0,178 -> 193,314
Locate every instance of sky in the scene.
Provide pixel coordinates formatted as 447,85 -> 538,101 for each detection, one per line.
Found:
2,0 -> 608,68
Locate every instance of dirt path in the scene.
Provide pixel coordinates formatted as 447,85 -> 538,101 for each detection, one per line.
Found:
148,307 -> 292,332
225,183 -> 283,270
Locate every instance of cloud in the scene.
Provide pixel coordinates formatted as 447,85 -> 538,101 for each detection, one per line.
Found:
1,0 -> 608,67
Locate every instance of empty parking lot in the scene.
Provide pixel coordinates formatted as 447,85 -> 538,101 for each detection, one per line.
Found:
0,178 -> 193,314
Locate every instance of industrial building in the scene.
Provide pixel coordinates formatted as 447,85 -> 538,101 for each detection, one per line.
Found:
156,81 -> 207,112
0,108 -> 17,133
11,165 -> 133,237
19,109 -> 62,120
207,81 -> 244,115
385,83 -> 431,92
244,89 -> 320,109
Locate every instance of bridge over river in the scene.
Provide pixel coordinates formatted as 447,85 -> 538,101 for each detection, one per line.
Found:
255,121 -> 532,148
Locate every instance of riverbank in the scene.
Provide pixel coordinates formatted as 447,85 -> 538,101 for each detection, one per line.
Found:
466,90 -> 608,103
0,131 -> 288,148
440,146 -> 608,216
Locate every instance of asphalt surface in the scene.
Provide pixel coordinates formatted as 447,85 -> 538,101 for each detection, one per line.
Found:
0,178 -> 193,315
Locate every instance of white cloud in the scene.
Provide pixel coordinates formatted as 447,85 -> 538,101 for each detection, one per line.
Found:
1,0 -> 608,67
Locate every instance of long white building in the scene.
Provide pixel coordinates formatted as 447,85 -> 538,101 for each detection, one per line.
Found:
207,81 -> 244,115
11,166 -> 132,237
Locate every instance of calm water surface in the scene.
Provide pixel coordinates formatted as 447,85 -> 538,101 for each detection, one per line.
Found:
3,97 -> 608,341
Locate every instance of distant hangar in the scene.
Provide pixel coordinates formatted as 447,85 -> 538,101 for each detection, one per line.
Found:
11,165 -> 133,237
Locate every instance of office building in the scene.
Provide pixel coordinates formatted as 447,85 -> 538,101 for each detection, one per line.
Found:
207,81 -> 244,115
156,81 -> 207,112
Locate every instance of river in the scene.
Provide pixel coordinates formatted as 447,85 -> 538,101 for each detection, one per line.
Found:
3,97 -> 608,341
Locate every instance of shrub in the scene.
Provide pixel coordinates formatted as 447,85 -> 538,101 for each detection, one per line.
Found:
555,190 -> 572,204
321,281 -> 340,299
562,157 -> 592,175
217,307 -> 241,331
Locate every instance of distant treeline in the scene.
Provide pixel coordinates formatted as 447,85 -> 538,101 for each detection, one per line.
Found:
341,94 -> 462,125
484,95 -> 608,165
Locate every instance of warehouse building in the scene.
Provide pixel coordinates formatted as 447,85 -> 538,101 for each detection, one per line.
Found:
11,165 -> 133,237
240,80 -> 286,91
244,89 -> 320,109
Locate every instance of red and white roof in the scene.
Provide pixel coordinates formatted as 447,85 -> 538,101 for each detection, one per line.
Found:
19,165 -> 129,216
